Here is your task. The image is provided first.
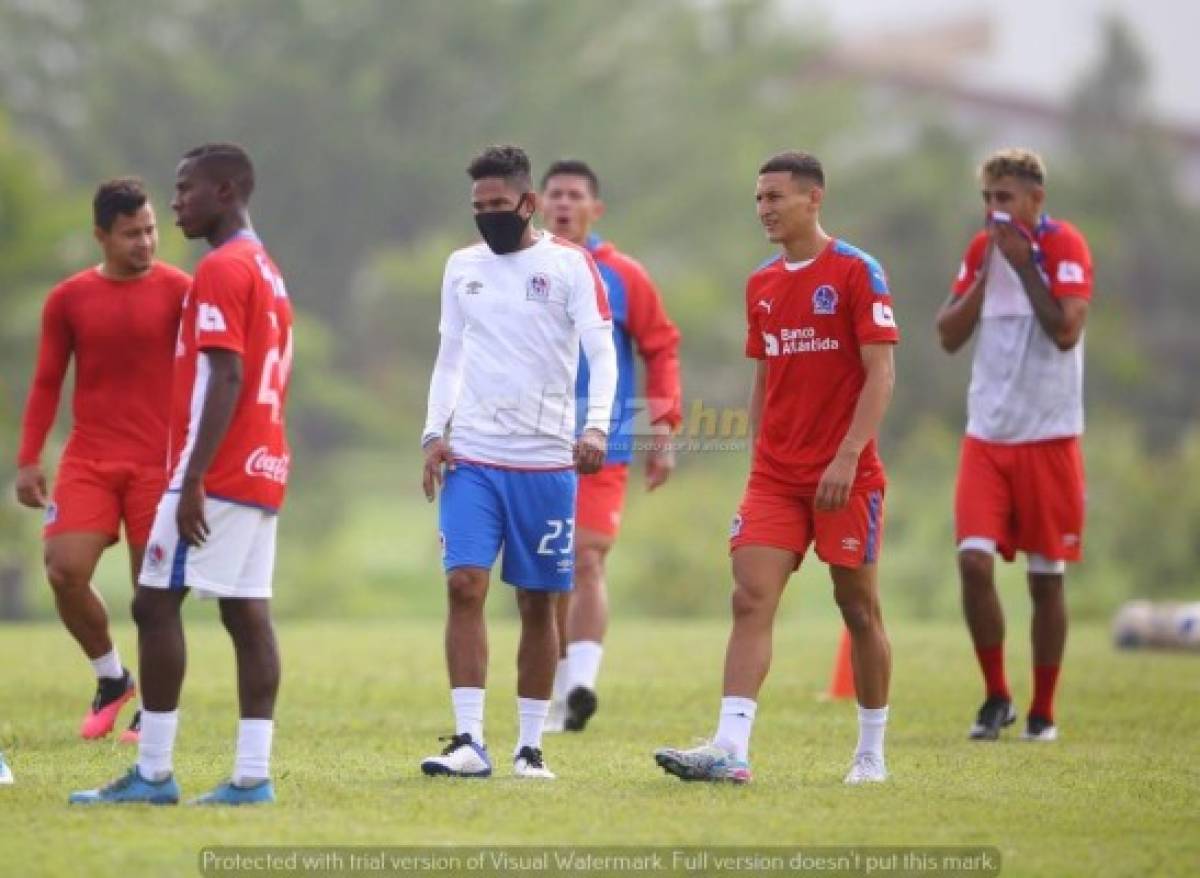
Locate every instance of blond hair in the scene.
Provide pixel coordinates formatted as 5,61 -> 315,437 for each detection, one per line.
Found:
980,148 -> 1046,186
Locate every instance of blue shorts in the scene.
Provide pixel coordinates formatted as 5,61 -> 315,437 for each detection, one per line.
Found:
439,463 -> 577,591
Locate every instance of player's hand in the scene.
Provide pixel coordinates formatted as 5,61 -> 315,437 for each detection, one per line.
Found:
815,450 -> 857,511
989,219 -> 1034,270
422,437 -> 455,502
176,477 -> 209,547
574,428 -> 607,475
644,438 -> 676,492
15,464 -> 48,509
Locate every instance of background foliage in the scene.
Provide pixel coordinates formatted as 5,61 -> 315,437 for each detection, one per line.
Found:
0,1 -> 1196,622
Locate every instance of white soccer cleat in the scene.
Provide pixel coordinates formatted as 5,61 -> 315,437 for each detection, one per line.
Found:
844,752 -> 888,785
0,752 -> 12,785
543,700 -> 566,734
420,734 -> 492,778
513,746 -> 556,779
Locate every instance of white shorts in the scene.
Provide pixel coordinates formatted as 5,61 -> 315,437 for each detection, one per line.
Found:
139,492 -> 278,599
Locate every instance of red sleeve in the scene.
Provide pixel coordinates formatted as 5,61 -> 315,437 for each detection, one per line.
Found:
620,258 -> 682,429
192,255 -> 252,354
744,276 -> 766,360
850,260 -> 900,346
17,287 -> 72,466
952,232 -> 989,297
1042,224 -> 1093,301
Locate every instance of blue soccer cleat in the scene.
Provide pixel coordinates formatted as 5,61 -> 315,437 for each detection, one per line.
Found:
0,751 -> 12,785
189,778 -> 276,806
654,741 -> 752,784
69,766 -> 179,805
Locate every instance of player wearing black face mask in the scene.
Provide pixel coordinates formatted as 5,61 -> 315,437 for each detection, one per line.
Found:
476,192 -> 535,255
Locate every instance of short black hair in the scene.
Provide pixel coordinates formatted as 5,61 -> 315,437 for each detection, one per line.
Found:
758,151 -> 825,187
541,159 -> 600,196
181,142 -> 256,201
93,177 -> 149,231
467,145 -> 533,192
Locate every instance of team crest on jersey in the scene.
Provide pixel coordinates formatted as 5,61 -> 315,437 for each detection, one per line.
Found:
145,542 -> 167,573
812,284 -> 838,315
465,280 -> 483,295
44,502 -> 58,526
526,273 -> 551,303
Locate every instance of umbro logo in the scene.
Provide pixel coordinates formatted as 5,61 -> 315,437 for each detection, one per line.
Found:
465,280 -> 483,295
756,299 -> 773,314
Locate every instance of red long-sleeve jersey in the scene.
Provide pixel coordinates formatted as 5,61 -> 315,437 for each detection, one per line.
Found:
18,263 -> 191,468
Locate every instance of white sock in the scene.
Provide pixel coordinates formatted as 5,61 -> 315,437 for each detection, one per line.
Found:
856,705 -> 889,759
137,709 -> 178,781
566,640 -> 603,691
714,696 -> 757,762
90,648 -> 123,680
551,658 -> 570,703
232,718 -> 274,786
516,697 -> 550,753
451,687 -> 485,744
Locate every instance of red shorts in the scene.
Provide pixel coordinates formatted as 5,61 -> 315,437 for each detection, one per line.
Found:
44,457 -> 167,546
730,484 -> 885,569
955,435 -> 1085,562
575,462 -> 630,537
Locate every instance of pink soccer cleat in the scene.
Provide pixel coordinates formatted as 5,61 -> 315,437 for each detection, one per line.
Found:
80,671 -> 136,740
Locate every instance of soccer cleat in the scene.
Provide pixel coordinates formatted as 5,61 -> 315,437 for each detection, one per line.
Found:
68,766 -> 179,805
544,699 -> 566,734
189,778 -> 275,806
118,710 -> 141,745
968,696 -> 1017,741
80,670 -> 136,740
1020,714 -> 1059,742
0,752 -> 12,785
420,733 -> 492,778
564,685 -> 598,732
653,741 -> 752,784
844,752 -> 888,784
512,746 -> 556,779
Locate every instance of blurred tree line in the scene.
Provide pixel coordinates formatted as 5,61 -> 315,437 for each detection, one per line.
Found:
0,2 -> 1195,620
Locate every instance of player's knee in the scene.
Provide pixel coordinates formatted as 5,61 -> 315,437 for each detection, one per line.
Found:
957,550 -> 994,587
730,581 -> 773,621
835,594 -> 876,633
131,588 -> 170,629
515,588 -> 555,623
446,568 -> 487,611
574,547 -> 606,585
44,557 -> 89,595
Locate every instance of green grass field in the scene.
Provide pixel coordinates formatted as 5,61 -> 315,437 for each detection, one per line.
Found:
1,616 -> 1197,877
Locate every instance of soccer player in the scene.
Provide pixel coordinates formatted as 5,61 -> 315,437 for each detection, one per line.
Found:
654,151 -> 899,785
935,149 -> 1093,743
539,159 -> 682,733
70,143 -> 293,805
16,178 -> 190,743
419,145 -> 617,780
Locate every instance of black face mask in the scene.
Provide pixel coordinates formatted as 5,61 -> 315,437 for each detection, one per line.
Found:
475,195 -> 531,255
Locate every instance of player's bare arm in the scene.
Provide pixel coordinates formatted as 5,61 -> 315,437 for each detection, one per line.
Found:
421,436 -> 455,502
747,359 -> 767,449
177,348 -> 243,546
644,432 -> 675,492
992,223 -> 1089,351
935,241 -> 992,354
815,343 -> 895,512
573,427 -> 607,475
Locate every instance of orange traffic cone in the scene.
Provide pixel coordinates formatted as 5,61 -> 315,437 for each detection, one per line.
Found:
824,627 -> 856,700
